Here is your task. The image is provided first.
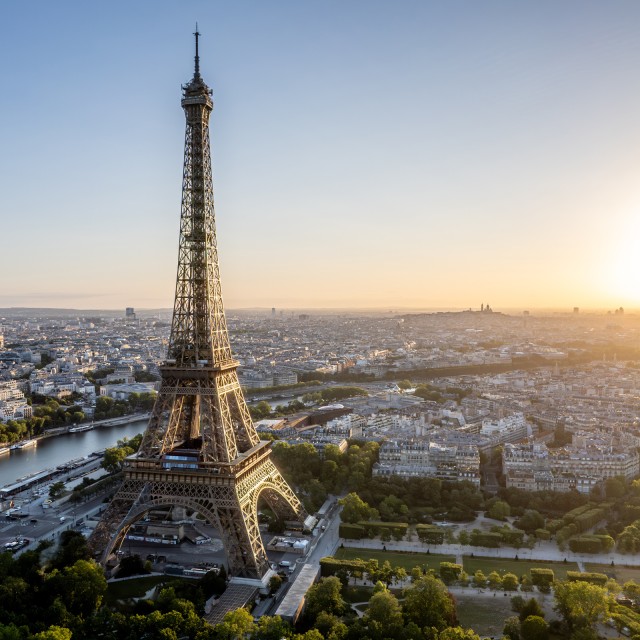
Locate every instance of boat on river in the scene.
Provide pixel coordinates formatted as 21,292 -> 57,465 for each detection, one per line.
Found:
69,423 -> 94,433
10,440 -> 37,451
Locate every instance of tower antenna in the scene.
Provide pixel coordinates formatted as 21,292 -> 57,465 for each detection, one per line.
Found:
194,23 -> 201,78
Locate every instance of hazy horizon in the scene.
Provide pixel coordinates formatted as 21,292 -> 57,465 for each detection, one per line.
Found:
0,304 -> 637,317
3,1 -> 640,310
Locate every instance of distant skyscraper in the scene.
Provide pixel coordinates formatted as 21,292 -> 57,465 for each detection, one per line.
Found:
271,307 -> 276,316
125,307 -> 136,319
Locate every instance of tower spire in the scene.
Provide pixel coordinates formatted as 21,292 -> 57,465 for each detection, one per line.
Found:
194,23 -> 201,79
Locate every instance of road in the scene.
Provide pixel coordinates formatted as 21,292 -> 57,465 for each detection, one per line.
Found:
0,456 -> 110,550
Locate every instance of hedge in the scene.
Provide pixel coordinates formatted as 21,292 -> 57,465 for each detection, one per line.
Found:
568,535 -> 612,554
611,610 -> 640,637
319,557 -> 369,577
339,523 -> 365,539
500,528 -> 525,547
566,571 -> 608,586
530,568 -> 554,586
358,521 -> 408,540
416,524 -> 445,544
470,531 -> 502,548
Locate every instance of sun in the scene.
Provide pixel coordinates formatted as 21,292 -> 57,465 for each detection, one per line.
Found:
602,213 -> 640,305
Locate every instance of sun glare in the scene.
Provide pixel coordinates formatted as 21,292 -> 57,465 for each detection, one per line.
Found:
602,212 -> 640,304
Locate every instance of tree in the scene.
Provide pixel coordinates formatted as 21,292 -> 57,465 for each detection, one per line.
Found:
502,573 -> 519,591
520,616 -> 549,640
370,561 -> 396,588
305,577 -> 346,622
516,510 -> 545,533
250,401 -> 271,421
294,631 -> 324,640
102,446 -> 133,474
339,493 -> 377,524
313,612 -> 347,640
554,581 -> 611,630
439,628 -> 481,640
623,580 -> 640,604
379,495 -> 409,521
605,477 -> 626,499
0,624 -> 24,640
362,585 -> 404,640
487,500 -> 511,521
473,570 -> 486,588
458,530 -> 470,545
49,482 -> 65,499
487,571 -> 502,590
31,627 -> 72,640
49,531 -> 90,570
115,554 -> 149,578
47,559 -> 107,618
252,615 -> 293,640
268,574 -> 282,594
503,616 -> 521,640
519,598 -> 544,622
215,608 -> 256,640
402,574 -> 457,630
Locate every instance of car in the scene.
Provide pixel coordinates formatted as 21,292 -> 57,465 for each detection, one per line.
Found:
29,519 -> 37,524
278,560 -> 291,567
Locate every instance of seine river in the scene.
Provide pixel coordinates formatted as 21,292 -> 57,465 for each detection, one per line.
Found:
0,418 -> 147,489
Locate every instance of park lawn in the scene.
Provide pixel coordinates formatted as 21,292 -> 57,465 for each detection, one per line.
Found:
585,563 -> 640,584
462,556 -> 578,580
334,547 -> 455,572
106,575 -> 183,603
455,592 -> 514,637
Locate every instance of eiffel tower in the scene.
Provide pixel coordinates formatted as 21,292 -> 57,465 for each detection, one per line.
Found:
89,31 -> 309,580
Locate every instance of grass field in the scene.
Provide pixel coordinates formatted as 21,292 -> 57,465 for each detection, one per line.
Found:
585,563 -> 640,584
455,593 -> 515,636
462,556 -> 578,580
106,575 -> 182,603
334,547 -> 455,571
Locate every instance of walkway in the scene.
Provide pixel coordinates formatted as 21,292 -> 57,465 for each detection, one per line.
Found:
342,538 -> 636,567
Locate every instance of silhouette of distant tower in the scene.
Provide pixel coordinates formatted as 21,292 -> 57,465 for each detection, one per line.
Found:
89,30 -> 308,580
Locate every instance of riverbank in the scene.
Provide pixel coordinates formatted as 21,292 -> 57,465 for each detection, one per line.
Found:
37,412 -> 150,442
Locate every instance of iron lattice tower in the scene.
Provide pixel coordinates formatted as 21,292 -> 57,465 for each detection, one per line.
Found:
89,31 -> 307,579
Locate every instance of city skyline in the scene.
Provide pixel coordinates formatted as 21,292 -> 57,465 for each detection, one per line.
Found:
3,1 -> 640,312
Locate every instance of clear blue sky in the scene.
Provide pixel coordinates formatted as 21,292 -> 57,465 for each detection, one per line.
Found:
2,1 -> 640,311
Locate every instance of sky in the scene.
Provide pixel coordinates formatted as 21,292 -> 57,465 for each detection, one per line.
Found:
2,1 -> 640,312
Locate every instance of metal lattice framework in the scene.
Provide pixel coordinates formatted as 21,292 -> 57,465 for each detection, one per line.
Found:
89,32 -> 307,579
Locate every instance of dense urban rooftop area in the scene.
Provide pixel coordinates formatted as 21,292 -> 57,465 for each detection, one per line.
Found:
2,306 -> 640,493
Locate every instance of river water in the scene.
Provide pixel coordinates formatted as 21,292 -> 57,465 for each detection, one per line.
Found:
0,419 -> 148,488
